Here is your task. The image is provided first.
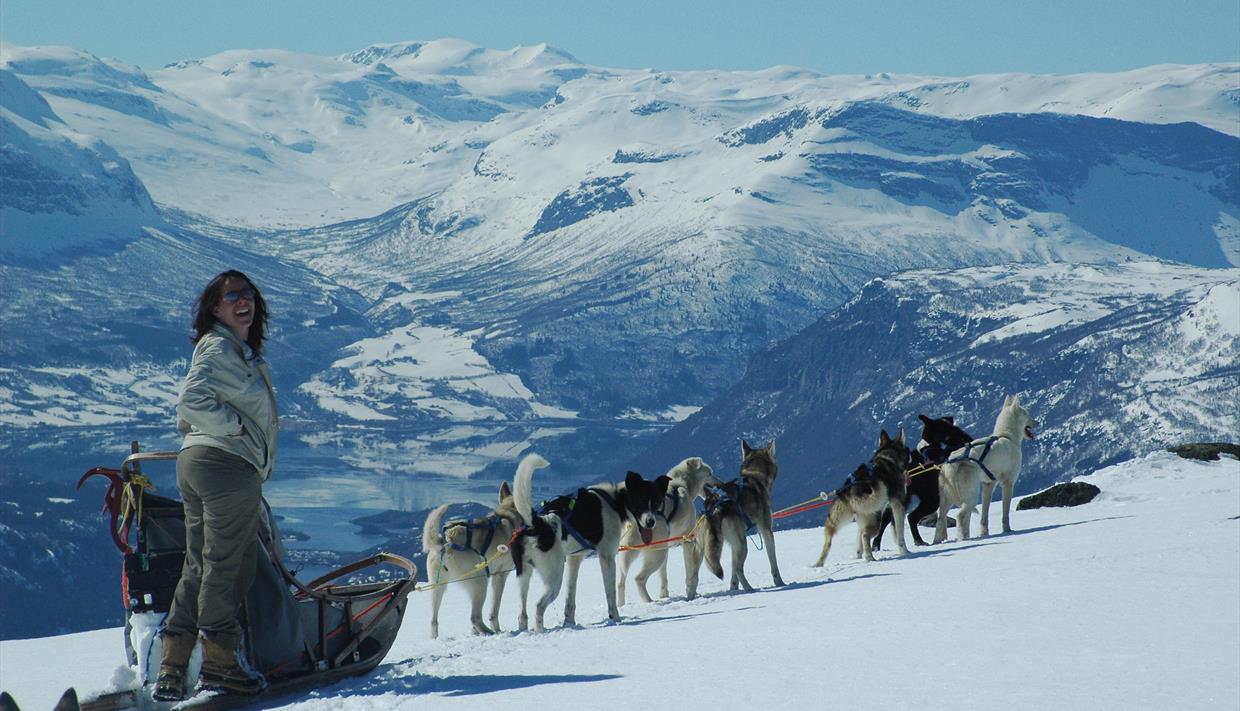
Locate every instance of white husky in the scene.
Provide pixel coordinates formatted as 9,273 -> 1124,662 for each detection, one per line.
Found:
616,457 -> 721,605
422,453 -> 548,638
934,394 -> 1039,542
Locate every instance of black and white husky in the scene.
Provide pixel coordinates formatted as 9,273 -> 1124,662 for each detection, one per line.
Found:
873,414 -> 973,550
422,453 -> 548,639
511,463 -> 671,630
813,429 -> 911,565
616,457 -> 722,605
934,394 -> 1039,542
691,440 -> 786,594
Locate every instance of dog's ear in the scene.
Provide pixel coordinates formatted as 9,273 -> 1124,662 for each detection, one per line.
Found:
896,428 -> 905,446
1011,393 -> 1021,406
918,413 -> 931,424
654,475 -> 672,498
944,416 -> 954,424
1004,394 -> 1014,407
879,429 -> 891,447
741,439 -> 753,456
625,470 -> 645,491
499,481 -> 512,501
687,456 -> 703,470
767,440 -> 776,458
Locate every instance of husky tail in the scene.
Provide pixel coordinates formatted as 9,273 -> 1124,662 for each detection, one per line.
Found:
513,453 -> 550,525
703,511 -> 725,579
422,503 -> 450,554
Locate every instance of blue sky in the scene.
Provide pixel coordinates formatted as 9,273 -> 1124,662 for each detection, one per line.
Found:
2,0 -> 1237,75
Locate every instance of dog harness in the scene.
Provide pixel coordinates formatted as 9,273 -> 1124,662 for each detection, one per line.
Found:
538,487 -> 627,554
441,514 -> 504,575
704,479 -> 757,535
946,436 -> 1003,481
836,461 -> 875,493
656,490 -> 681,524
538,494 -> 597,553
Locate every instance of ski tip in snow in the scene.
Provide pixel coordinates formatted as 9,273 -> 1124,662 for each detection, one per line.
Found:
53,689 -> 82,711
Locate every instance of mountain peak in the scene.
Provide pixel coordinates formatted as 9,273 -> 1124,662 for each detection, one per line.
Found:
0,43 -> 157,91
341,38 -> 580,75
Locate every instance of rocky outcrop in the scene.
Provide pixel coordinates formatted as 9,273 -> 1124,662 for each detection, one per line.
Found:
1167,442 -> 1240,461
1017,482 -> 1102,510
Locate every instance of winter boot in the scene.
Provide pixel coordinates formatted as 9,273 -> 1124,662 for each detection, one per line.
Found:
152,632 -> 197,701
198,633 -> 265,695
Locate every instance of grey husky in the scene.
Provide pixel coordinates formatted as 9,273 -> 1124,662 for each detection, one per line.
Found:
690,440 -> 786,594
813,429 -> 911,566
934,394 -> 1039,542
616,456 -> 722,605
422,453 -> 548,638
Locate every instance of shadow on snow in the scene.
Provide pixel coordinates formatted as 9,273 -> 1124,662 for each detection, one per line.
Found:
286,671 -> 624,701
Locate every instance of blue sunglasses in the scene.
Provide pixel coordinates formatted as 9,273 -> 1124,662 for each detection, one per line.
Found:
222,287 -> 255,303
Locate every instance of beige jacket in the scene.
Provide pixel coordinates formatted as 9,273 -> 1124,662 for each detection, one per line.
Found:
176,323 -> 278,480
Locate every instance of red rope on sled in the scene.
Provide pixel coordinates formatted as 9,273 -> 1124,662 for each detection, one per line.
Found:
772,498 -> 833,519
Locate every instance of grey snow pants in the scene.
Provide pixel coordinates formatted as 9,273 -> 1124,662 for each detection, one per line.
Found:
164,445 -> 262,644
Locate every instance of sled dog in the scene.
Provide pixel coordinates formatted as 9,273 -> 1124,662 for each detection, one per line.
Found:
422,453 -> 547,638
934,394 -> 1039,542
617,456 -> 722,605
814,429 -> 911,565
873,414 -> 973,550
512,465 -> 670,629
509,456 -> 565,634
691,440 -> 786,593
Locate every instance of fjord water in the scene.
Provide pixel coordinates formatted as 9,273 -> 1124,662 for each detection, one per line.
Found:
2,419 -> 668,554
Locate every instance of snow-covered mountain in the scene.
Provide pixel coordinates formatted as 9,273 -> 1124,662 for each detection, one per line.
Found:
0,69 -> 159,264
4,42 -> 1236,229
1,452 -> 1236,710
632,261 -> 1240,507
3,40 -> 1237,427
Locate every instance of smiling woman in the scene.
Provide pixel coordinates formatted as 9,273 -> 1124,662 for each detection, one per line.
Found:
157,269 -> 279,699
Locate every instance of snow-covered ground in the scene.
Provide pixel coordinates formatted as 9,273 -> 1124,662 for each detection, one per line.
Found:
2,451 -> 1237,710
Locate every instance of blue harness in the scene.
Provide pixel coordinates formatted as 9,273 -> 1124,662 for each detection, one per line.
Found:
538,487 -> 628,554
837,461 -> 877,492
946,436 -> 1003,481
441,514 -> 502,574
704,478 -> 757,535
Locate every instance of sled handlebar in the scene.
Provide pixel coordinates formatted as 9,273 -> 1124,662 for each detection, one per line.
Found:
121,450 -> 178,474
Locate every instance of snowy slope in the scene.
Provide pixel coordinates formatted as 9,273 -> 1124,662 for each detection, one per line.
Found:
1,451 -> 1236,710
0,69 -> 160,263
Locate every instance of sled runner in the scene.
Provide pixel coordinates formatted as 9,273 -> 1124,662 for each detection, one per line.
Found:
71,444 -> 417,710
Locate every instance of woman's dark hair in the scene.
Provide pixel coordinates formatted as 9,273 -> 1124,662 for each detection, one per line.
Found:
191,270 -> 269,355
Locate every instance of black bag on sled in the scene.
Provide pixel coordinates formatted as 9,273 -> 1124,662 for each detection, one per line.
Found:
78,444 -> 418,694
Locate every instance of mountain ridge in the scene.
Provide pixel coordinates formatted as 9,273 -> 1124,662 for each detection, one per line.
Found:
629,261 -> 1240,506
